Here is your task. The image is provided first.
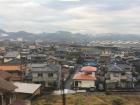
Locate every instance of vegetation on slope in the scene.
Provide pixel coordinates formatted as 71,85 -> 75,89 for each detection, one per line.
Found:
32,93 -> 140,105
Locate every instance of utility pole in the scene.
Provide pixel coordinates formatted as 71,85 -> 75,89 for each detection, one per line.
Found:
61,66 -> 66,105
20,52 -> 23,81
58,63 -> 66,105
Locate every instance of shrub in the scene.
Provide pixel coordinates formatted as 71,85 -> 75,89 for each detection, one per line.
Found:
112,97 -> 124,105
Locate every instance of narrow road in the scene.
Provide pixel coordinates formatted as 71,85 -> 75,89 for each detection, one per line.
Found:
65,64 -> 82,89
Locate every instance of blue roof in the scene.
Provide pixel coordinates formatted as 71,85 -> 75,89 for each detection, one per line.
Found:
83,61 -> 97,67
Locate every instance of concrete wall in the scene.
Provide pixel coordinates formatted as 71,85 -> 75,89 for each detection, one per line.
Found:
110,73 -> 121,81
74,80 -> 95,88
32,72 -> 58,87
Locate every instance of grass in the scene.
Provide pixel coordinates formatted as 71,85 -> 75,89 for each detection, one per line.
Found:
32,93 -> 140,105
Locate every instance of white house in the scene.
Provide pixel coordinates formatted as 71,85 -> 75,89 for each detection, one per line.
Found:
73,66 -> 97,91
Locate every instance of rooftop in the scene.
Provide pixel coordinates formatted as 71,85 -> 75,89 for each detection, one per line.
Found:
5,51 -> 19,58
29,63 -> 60,72
47,55 -> 66,62
0,78 -> 17,91
0,65 -> 21,71
108,63 -> 131,72
81,66 -> 97,72
0,71 -> 12,79
83,61 -> 97,67
73,72 -> 96,81
13,82 -> 41,94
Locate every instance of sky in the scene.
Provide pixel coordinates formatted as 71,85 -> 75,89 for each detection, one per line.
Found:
0,0 -> 140,35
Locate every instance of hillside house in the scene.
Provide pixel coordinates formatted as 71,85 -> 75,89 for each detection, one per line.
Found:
13,82 -> 41,100
0,78 -> 17,105
0,65 -> 25,81
100,54 -> 111,63
28,54 -> 47,63
47,56 -> 65,65
29,63 -> 60,88
0,71 -> 22,81
4,51 -> 20,63
106,64 -> 135,90
73,66 -> 97,91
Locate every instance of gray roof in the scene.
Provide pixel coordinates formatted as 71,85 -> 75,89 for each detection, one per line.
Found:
108,63 -> 131,72
108,64 -> 124,72
30,63 -> 60,72
29,63 -> 47,68
5,51 -> 19,58
28,54 -> 47,58
47,56 -> 66,62
0,78 -> 17,91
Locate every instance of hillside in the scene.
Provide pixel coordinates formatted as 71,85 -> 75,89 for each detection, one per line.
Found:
0,29 -> 140,43
0,29 -> 93,43
32,93 -> 140,105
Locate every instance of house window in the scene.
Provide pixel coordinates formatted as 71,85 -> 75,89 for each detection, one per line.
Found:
113,73 -> 119,77
75,81 -> 78,87
48,72 -> 53,77
38,73 -> 43,77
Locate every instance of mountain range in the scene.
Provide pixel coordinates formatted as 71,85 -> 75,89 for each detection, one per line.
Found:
0,29 -> 140,43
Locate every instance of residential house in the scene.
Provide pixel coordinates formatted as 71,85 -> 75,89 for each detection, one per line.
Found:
73,66 -> 97,91
124,52 -> 135,57
0,47 -> 5,56
81,48 -> 100,61
0,78 -> 17,105
0,65 -> 25,81
20,49 -> 30,64
55,47 -> 67,59
47,55 -> 66,65
29,63 -> 60,88
0,70 -> 23,81
106,63 -> 135,90
100,54 -> 111,63
13,82 -> 41,100
4,51 -> 20,63
28,54 -> 47,63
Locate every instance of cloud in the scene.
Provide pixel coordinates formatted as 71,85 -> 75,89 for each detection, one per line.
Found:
0,0 -> 139,34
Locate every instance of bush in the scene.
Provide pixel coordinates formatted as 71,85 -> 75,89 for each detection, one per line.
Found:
112,97 -> 124,105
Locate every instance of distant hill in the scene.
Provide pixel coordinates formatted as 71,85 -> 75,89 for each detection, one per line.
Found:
0,29 -> 140,42
95,33 -> 140,41
0,29 -> 94,43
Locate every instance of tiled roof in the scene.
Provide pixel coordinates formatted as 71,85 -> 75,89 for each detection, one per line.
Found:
0,71 -> 22,80
0,78 -> 17,91
47,55 -> 65,62
0,71 -> 12,79
11,75 -> 22,81
83,61 -> 97,67
81,66 -> 97,72
0,65 -> 21,71
14,82 -> 41,94
4,51 -> 19,58
30,63 -> 60,72
73,73 -> 96,81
